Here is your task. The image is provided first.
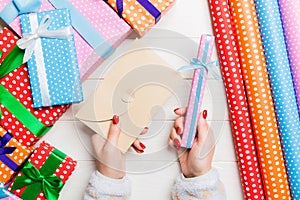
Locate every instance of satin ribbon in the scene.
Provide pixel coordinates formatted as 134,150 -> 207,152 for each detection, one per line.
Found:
177,58 -> 222,80
0,182 -> 9,198
48,0 -> 114,58
0,46 -> 24,78
105,0 -> 161,23
0,132 -> 18,171
17,14 -> 73,63
11,148 -> 66,200
0,0 -> 42,24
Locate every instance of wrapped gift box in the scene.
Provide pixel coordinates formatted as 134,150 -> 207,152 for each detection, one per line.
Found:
0,0 -> 132,81
0,27 -> 70,147
0,127 -> 33,184
19,9 -> 83,108
103,0 -> 176,36
10,141 -> 77,200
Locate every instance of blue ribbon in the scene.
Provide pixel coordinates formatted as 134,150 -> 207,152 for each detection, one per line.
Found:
177,58 -> 222,80
0,182 -> 9,198
0,0 -> 42,24
105,0 -> 161,23
48,0 -> 114,58
0,132 -> 18,171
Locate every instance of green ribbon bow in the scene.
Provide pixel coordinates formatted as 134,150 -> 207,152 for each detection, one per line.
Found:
11,148 -> 66,200
0,44 -> 50,137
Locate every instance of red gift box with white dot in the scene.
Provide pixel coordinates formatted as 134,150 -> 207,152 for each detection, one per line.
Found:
0,28 -> 70,147
10,141 -> 77,199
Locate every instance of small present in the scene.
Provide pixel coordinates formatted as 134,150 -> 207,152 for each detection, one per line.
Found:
0,0 -> 132,81
103,0 -> 176,36
18,9 -> 83,108
10,141 -> 77,200
0,27 -> 70,147
179,35 -> 218,148
0,182 -> 22,200
0,127 -> 33,184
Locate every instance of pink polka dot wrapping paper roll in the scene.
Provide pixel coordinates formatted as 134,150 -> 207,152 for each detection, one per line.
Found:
278,0 -> 300,115
10,141 -> 77,200
254,0 -> 300,198
228,0 -> 291,199
208,1 -> 264,199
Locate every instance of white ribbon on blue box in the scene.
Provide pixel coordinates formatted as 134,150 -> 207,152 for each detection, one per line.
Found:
18,8 -> 83,108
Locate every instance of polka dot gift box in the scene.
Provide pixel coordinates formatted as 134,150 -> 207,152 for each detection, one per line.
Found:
0,0 -> 132,81
254,0 -> 300,198
10,141 -> 77,200
18,8 -> 83,108
0,126 -> 34,184
103,0 -> 176,36
0,27 -> 70,147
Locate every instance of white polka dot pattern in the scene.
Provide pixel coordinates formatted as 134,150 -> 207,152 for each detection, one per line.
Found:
0,126 -> 33,184
228,0 -> 291,199
0,0 -> 132,81
11,141 -> 77,199
278,0 -> 300,115
209,1 -> 264,199
254,0 -> 300,198
19,9 -> 83,108
0,28 -> 70,147
105,0 -> 175,36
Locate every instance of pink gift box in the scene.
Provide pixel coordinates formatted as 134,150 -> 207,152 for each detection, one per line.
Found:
0,0 -> 132,81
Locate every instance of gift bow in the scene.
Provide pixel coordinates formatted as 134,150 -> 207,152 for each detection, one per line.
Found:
177,58 -> 222,80
11,162 -> 64,200
0,0 -> 42,24
17,15 -> 73,63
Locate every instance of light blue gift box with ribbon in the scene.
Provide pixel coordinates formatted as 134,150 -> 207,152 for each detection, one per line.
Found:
18,8 -> 83,108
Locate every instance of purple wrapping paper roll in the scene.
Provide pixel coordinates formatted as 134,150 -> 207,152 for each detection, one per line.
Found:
278,0 -> 300,114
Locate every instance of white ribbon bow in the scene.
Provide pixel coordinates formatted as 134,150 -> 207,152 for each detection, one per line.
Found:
17,15 -> 73,63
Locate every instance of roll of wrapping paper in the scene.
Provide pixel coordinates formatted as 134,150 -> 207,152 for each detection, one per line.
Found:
228,0 -> 291,199
278,0 -> 300,115
208,1 -> 264,199
254,0 -> 300,198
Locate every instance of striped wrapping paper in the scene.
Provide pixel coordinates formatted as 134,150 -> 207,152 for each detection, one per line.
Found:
228,0 -> 291,199
208,1 -> 264,199
278,0 -> 300,115
254,0 -> 300,198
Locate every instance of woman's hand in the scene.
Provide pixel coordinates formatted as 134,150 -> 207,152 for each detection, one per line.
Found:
169,108 -> 215,178
92,115 -> 147,179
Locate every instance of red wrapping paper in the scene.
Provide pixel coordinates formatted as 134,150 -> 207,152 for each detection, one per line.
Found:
10,141 -> 77,199
0,28 -> 70,147
208,1 -> 264,199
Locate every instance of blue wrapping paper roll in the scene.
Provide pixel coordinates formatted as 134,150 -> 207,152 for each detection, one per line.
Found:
254,0 -> 300,198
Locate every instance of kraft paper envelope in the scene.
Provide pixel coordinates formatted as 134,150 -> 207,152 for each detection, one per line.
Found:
76,48 -> 184,153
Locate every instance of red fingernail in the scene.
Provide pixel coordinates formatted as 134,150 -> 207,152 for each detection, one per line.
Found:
139,142 -> 146,149
203,110 -> 207,119
176,127 -> 181,134
174,108 -> 180,113
138,149 -> 144,154
112,115 -> 119,124
174,138 -> 181,147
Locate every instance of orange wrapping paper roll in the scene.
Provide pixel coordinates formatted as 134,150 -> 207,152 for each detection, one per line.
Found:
228,0 -> 291,199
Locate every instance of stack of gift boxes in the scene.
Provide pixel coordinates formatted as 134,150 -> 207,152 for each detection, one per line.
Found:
0,0 -> 175,199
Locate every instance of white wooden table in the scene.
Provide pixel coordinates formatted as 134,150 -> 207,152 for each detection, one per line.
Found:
41,0 -> 244,199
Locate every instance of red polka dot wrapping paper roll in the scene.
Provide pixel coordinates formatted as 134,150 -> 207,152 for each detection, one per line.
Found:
10,141 -> 77,200
208,1 -> 264,199
278,0 -> 300,115
228,0 -> 291,199
0,27 -> 70,147
254,0 -> 300,198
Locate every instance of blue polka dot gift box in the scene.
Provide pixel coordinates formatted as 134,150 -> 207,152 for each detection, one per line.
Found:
18,9 -> 83,108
